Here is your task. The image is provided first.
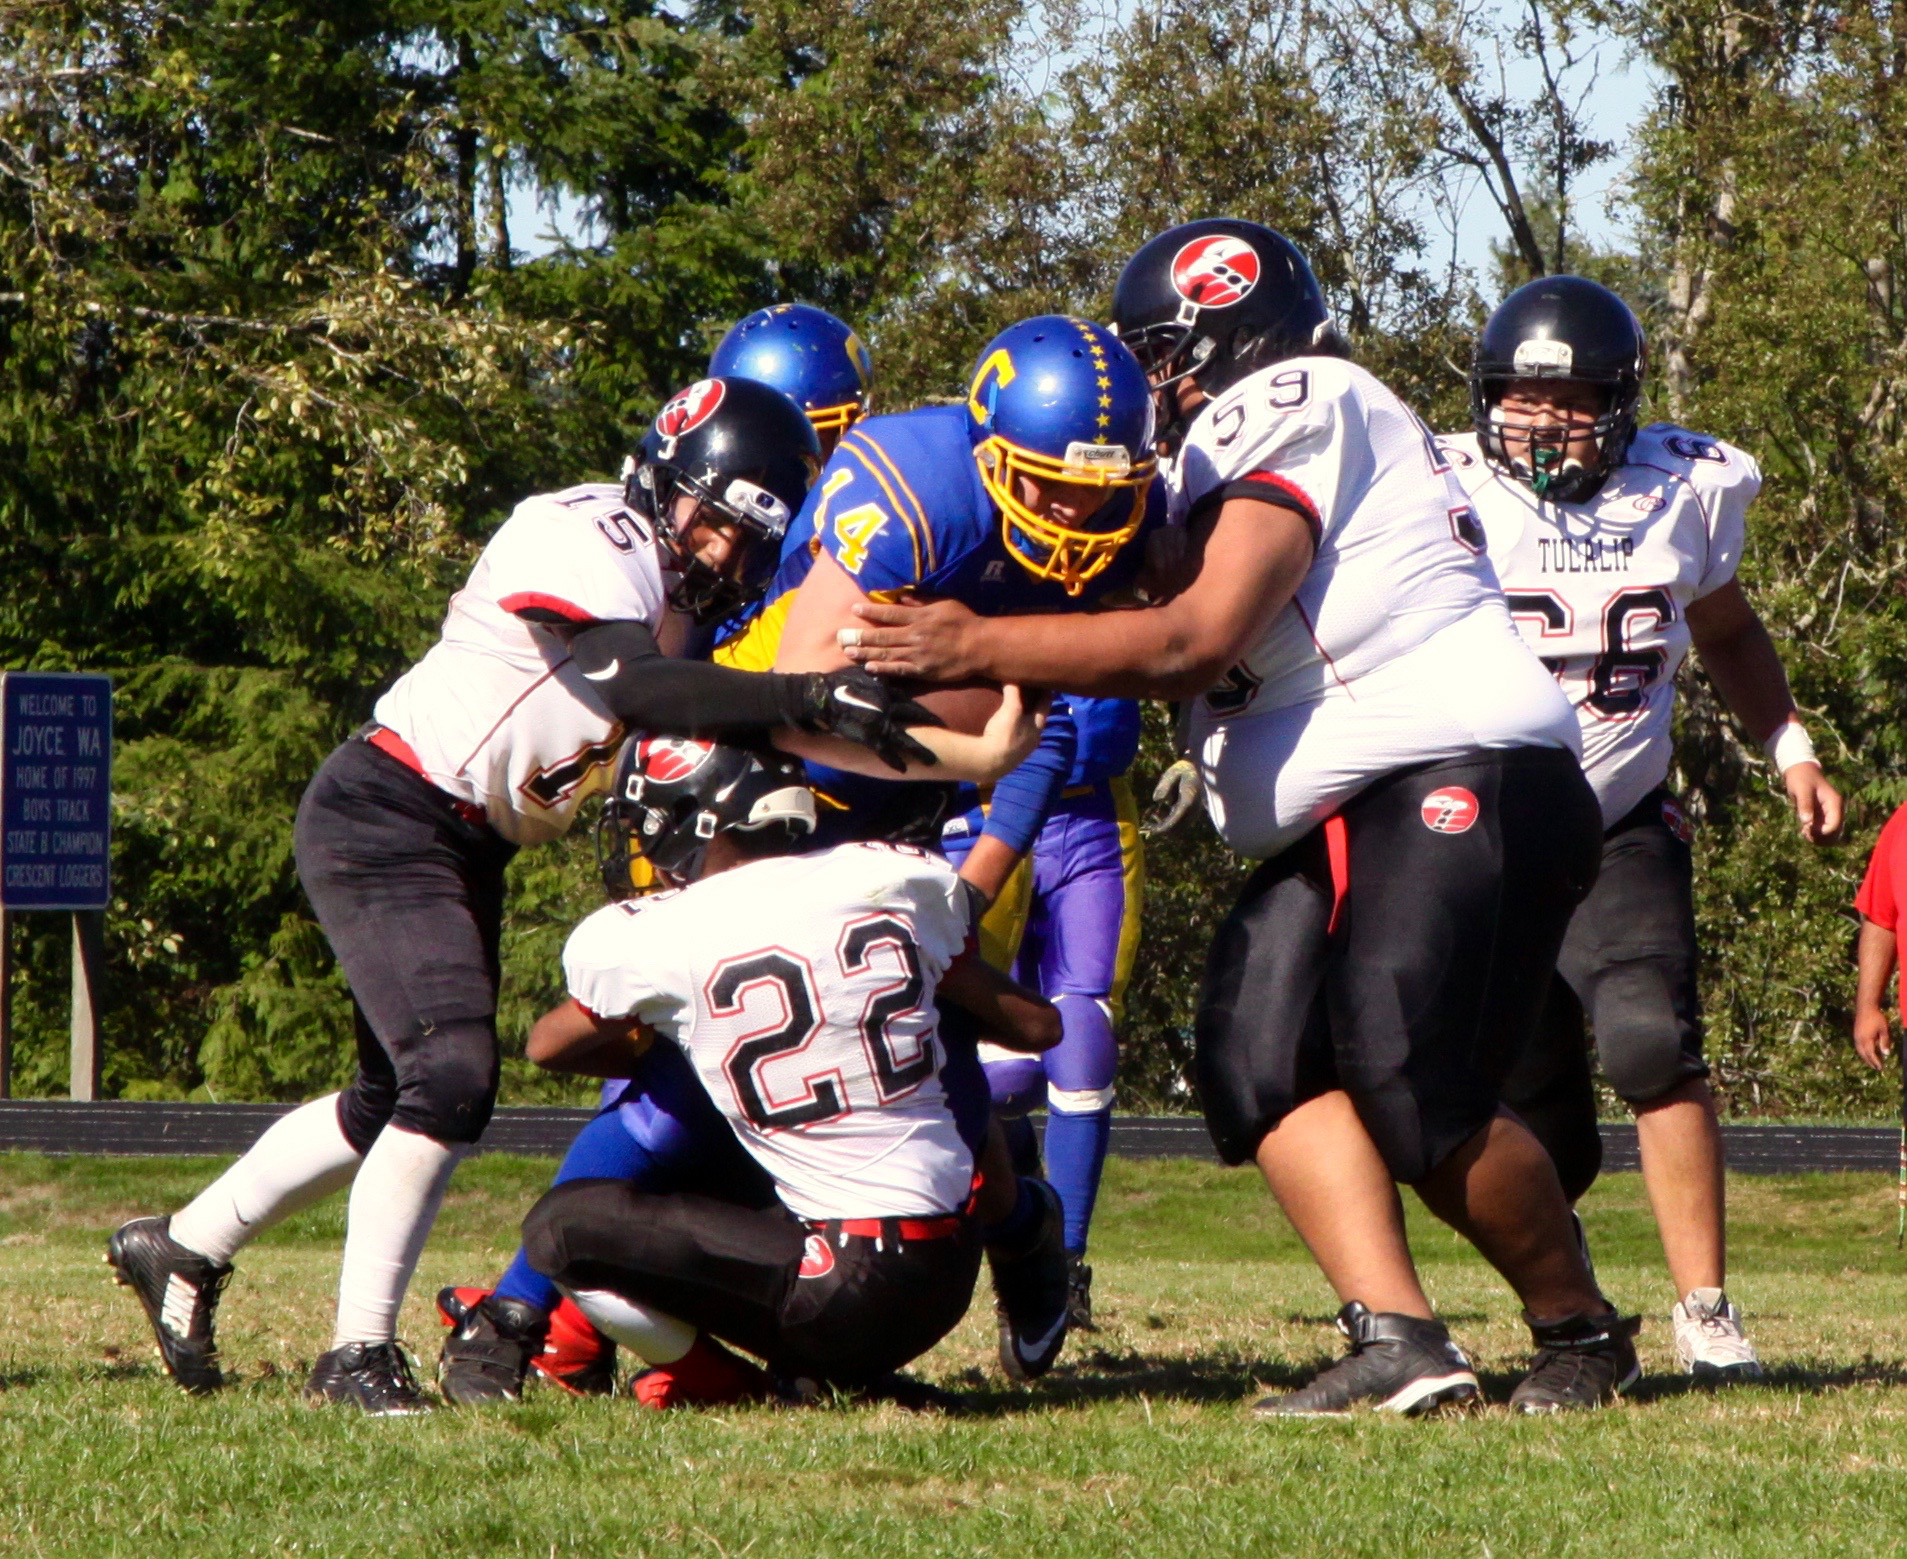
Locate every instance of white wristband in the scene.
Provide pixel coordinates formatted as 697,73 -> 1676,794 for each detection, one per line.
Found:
1763,720 -> 1818,774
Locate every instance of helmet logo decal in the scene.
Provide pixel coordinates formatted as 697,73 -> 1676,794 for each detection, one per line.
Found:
639,736 -> 715,784
1420,786 -> 1481,835
1170,235 -> 1262,311
655,378 -> 727,439
1512,338 -> 1573,373
967,347 -> 1017,426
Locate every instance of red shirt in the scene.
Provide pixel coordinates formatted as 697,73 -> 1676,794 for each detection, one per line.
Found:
1855,801 -> 1907,933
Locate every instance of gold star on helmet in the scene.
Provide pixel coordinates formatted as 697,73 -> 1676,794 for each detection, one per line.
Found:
1096,375 -> 1111,388
1098,395 -> 1112,408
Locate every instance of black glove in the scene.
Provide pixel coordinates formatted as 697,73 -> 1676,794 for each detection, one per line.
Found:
794,668 -> 943,772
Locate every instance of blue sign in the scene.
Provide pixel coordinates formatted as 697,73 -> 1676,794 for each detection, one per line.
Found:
0,673 -> 112,910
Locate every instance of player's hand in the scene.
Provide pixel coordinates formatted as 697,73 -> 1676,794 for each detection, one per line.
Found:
839,595 -> 983,681
799,669 -> 943,773
1136,525 -> 1195,603
1854,1004 -> 1895,1071
1143,758 -> 1202,837
1784,762 -> 1843,844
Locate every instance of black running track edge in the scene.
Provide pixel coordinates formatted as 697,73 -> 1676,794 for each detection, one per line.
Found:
0,1101 -> 1900,1173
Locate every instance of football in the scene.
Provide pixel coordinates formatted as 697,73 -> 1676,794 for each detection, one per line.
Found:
897,677 -> 1007,737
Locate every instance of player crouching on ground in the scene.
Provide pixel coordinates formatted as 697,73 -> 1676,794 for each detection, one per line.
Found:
518,735 -> 1060,1406
102,377 -> 1011,1415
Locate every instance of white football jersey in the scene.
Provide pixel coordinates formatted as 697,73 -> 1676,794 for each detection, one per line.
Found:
374,484 -> 688,846
563,841 -> 977,1220
1441,423 -> 1757,826
1170,356 -> 1579,859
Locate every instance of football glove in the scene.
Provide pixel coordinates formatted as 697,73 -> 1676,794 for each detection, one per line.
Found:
1143,758 -> 1202,837
796,669 -> 942,773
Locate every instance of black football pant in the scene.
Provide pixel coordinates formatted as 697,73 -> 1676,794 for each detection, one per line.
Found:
1500,788 -> 1710,1203
294,736 -> 517,1151
1196,746 -> 1603,1183
522,1179 -> 982,1385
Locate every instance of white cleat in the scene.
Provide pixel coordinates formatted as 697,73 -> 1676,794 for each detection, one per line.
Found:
1672,1287 -> 1764,1383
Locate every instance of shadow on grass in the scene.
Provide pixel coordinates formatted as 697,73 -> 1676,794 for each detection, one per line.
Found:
917,1345 -> 1312,1415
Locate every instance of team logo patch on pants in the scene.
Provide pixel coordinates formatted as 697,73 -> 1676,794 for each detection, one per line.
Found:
1661,795 -> 1694,844
799,1233 -> 836,1280
1420,786 -> 1480,835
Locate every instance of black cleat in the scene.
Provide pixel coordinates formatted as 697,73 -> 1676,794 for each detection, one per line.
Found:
438,1292 -> 550,1406
986,1177 -> 1070,1381
304,1340 -> 430,1415
1509,1309 -> 1642,1413
106,1215 -> 233,1395
1254,1302 -> 1480,1417
1065,1254 -> 1097,1333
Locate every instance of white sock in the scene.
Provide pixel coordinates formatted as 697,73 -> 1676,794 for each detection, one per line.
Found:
563,1286 -> 696,1364
331,1125 -> 467,1348
168,1093 -> 363,1265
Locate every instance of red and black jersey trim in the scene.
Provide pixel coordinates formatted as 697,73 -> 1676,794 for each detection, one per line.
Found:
500,591 -> 596,625
1188,470 -> 1322,544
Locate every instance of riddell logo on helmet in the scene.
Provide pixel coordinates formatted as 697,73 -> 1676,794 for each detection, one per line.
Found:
655,378 -> 726,438
1170,235 -> 1261,308
1420,786 -> 1481,834
640,737 -> 714,783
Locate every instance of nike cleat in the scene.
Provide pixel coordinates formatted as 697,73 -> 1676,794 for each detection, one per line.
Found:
986,1178 -> 1070,1382
106,1215 -> 233,1395
305,1340 -> 430,1415
437,1290 -> 549,1406
1254,1302 -> 1479,1417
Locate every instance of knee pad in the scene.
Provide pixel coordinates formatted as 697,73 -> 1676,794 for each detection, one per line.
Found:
336,1072 -> 398,1156
1592,959 -> 1699,1104
390,1020 -> 500,1145
1047,993 -> 1117,1096
985,1054 -> 1046,1116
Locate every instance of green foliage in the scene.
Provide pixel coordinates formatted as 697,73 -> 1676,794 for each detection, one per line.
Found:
0,0 -> 1895,1119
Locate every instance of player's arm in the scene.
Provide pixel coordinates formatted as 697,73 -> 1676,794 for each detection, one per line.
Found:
939,953 -> 1061,1053
839,497 -> 1316,698
771,550 -> 1045,782
1855,917 -> 1898,1072
1685,580 -> 1843,844
548,616 -> 938,773
527,998 -> 658,1079
957,700 -> 1077,905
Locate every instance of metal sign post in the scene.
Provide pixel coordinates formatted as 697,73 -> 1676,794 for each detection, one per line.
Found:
0,672 -> 113,1099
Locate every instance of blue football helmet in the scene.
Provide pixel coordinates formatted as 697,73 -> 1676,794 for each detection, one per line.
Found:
708,304 -> 873,441
965,316 -> 1157,596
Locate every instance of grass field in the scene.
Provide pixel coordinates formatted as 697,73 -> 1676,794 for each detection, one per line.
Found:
8,1153 -> 1907,1556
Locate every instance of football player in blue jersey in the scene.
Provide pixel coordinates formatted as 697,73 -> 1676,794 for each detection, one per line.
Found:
717,313 -> 1160,1383
709,304 -> 874,460
944,695 -> 1145,1331
435,317 -> 1155,1402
